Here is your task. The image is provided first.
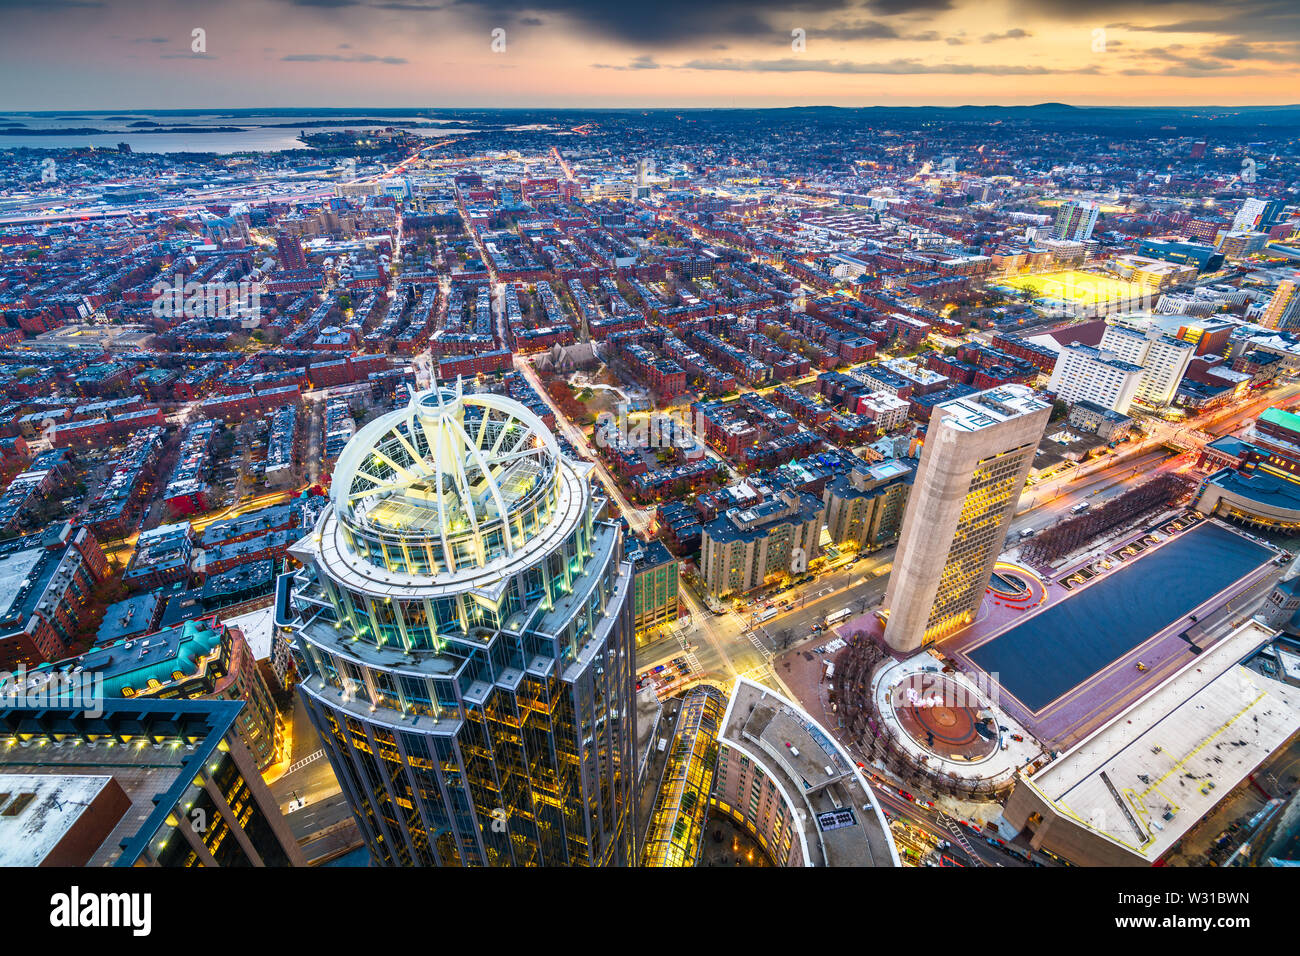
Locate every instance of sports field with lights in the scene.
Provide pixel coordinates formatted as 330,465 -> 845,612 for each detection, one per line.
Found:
998,270 -> 1151,306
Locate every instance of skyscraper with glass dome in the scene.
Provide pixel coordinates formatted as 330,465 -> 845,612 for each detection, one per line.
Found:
284,383 -> 635,866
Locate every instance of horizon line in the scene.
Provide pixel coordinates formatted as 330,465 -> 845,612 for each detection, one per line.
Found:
5,102 -> 1300,114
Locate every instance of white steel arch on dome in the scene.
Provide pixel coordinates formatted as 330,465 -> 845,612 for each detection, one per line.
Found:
330,380 -> 564,576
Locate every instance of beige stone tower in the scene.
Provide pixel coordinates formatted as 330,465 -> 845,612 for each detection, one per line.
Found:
883,385 -> 1050,653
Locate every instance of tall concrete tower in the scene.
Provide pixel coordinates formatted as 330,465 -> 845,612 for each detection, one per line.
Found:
284,384 -> 636,866
883,385 -> 1050,654
635,158 -> 652,198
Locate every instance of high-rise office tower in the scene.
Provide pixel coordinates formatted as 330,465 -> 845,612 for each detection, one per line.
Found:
1053,200 -> 1100,241
1262,280 -> 1299,331
284,383 -> 636,866
883,385 -> 1050,653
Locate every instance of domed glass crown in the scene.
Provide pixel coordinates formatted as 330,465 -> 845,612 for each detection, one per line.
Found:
331,382 -> 563,577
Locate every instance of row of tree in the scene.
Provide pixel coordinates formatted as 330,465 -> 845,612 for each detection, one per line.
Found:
1021,472 -> 1198,566
832,633 -> 1009,799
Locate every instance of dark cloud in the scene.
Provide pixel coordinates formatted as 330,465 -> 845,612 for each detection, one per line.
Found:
0,0 -> 102,7
819,19 -> 944,40
443,0 -> 852,46
863,0 -> 954,13
283,51 -> 408,62
982,28 -> 1031,42
1035,0 -> 1300,40
593,54 -> 661,70
823,19 -> 907,39
1120,63 -> 1269,76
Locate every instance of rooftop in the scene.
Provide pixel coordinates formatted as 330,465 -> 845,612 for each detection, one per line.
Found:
331,382 -> 563,574
718,677 -> 899,867
0,773 -> 120,867
935,383 -> 1050,432
1018,620 -> 1300,864
0,699 -> 243,867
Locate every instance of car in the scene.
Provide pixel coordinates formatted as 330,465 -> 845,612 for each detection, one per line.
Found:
1010,734 -> 1024,742
1019,528 -> 1036,539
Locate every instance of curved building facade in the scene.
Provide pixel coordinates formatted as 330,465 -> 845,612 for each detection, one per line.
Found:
284,385 -> 635,866
1194,466 -> 1300,533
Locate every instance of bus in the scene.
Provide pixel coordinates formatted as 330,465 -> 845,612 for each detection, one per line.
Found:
826,607 -> 852,626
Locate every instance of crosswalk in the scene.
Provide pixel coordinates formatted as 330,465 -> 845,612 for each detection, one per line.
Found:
671,626 -> 704,673
936,810 -> 985,866
286,749 -> 325,775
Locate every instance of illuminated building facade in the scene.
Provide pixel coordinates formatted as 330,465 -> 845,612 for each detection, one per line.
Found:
284,384 -> 636,866
823,458 -> 915,550
883,385 -> 1050,653
1053,200 -> 1099,241
640,685 -> 726,867
628,537 -> 679,642
1262,280 -> 1299,331
700,489 -> 824,600
22,616 -> 284,770
711,678 -> 899,867
0,699 -> 305,867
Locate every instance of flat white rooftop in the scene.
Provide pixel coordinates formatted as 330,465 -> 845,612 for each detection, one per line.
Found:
1019,620 -> 1300,863
938,384 -> 1050,432
0,773 -> 116,867
0,547 -> 44,620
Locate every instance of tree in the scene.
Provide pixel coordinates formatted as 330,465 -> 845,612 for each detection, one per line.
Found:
1023,472 -> 1196,565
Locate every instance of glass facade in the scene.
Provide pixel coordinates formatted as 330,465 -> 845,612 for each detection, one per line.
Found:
286,387 -> 636,866
632,546 -> 679,641
640,686 -> 725,867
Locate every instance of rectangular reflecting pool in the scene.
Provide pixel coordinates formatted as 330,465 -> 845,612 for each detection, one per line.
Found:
968,522 -> 1275,712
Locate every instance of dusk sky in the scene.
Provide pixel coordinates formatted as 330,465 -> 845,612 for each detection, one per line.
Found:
1,0 -> 1297,109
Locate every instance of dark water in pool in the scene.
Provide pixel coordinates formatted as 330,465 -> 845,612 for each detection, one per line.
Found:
969,522 -> 1273,712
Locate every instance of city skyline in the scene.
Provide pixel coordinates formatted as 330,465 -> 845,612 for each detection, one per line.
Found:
0,1 -> 1296,882
0,0 -> 1298,110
